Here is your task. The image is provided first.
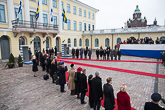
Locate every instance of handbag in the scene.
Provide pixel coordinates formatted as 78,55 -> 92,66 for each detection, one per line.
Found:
74,72 -> 77,82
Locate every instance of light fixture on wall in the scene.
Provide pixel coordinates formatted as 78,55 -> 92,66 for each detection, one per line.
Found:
30,38 -> 34,44
43,38 -> 47,44
62,40 -> 65,43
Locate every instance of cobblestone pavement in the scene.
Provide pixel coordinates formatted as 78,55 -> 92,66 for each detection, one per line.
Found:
0,56 -> 165,110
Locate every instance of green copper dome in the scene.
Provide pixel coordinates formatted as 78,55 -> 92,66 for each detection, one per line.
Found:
134,5 -> 141,14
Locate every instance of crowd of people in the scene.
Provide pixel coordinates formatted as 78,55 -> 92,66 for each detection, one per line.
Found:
31,49 -> 165,110
71,46 -> 122,60
120,37 -> 165,44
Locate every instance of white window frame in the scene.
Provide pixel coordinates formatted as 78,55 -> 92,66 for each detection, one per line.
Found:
94,38 -> 99,48
105,38 -> 110,48
0,2 -> 8,24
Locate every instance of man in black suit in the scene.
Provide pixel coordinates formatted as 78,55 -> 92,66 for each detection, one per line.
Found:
110,49 -> 114,60
72,48 -> 75,58
117,49 -> 122,60
84,48 -> 87,59
114,49 -> 117,60
76,48 -> 79,59
103,49 -> 106,60
96,48 -> 100,60
106,49 -> 110,60
88,48 -> 92,59
80,69 -> 88,104
103,77 -> 115,110
92,72 -> 103,110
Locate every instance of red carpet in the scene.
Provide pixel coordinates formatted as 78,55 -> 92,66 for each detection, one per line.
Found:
58,57 -> 162,64
57,59 -> 165,78
65,72 -> 136,110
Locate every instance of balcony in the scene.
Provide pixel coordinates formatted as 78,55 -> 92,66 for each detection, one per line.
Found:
83,26 -> 165,35
12,20 -> 59,37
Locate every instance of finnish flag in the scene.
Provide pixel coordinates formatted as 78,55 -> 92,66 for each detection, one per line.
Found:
17,0 -> 22,19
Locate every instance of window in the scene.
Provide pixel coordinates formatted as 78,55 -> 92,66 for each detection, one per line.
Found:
84,23 -> 86,31
14,8 -> 23,23
79,8 -> 82,16
42,0 -> 47,5
117,38 -> 122,44
95,38 -> 99,47
74,21 -> 77,31
73,6 -> 76,15
46,37 -> 49,48
92,25 -> 94,31
67,4 -> 70,13
19,36 -> 25,49
88,12 -> 90,19
85,38 -> 89,47
74,38 -> 77,47
68,38 -> 71,47
92,13 -> 94,20
105,38 -> 110,47
43,14 -> 48,27
0,4 -> 6,23
61,1 -> 63,10
84,10 -> 86,17
67,19 -> 70,30
88,24 -> 90,31
53,0 -> 57,8
53,16 -> 57,27
79,38 -> 82,47
79,22 -> 82,31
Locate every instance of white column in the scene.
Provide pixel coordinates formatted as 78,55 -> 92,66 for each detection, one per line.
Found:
58,0 -> 62,32
39,0 -> 43,23
49,0 -> 53,24
7,0 -> 15,29
24,0 -> 30,21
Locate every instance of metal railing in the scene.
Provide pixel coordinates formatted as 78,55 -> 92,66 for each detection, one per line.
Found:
12,20 -> 58,30
83,26 -> 165,35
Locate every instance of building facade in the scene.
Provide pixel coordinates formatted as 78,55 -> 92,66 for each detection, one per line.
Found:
0,0 -> 98,61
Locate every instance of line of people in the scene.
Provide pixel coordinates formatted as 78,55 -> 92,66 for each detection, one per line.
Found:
72,47 -> 92,59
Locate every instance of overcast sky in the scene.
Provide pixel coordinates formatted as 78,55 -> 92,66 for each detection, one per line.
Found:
79,0 -> 165,29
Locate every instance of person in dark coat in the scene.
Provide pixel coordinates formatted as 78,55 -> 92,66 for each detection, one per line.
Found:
88,48 -> 92,59
117,49 -> 122,60
32,56 -> 38,77
43,48 -> 45,53
72,48 -> 75,58
40,53 -> 46,71
106,46 -> 110,51
80,69 -> 88,104
46,55 -> 51,73
103,49 -> 106,60
50,59 -> 58,83
92,72 -> 103,110
75,67 -> 82,99
155,37 -> 160,44
84,48 -> 87,59
103,77 -> 115,110
144,93 -> 165,110
54,46 -> 57,56
114,49 -> 117,60
76,48 -> 79,59
57,61 -> 68,92
96,48 -> 100,60
106,49 -> 110,60
110,49 -> 114,60
100,49 -> 103,60
80,48 -> 83,59
46,48 -> 49,54
88,74 -> 94,108
67,46 -> 69,55
117,84 -> 131,110
28,48 -> 32,61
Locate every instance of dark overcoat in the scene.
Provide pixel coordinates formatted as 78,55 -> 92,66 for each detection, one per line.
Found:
103,83 -> 115,110
32,59 -> 38,72
72,49 -> 75,55
144,102 -> 165,110
96,50 -> 100,56
80,74 -> 87,93
58,66 -> 68,85
88,78 -> 94,108
76,49 -> 79,56
91,76 -> 103,101
75,72 -> 81,93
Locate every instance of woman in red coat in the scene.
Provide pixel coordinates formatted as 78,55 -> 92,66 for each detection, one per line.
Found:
117,84 -> 131,110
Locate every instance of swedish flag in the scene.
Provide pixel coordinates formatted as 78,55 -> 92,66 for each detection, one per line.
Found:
35,1 -> 39,21
62,9 -> 67,23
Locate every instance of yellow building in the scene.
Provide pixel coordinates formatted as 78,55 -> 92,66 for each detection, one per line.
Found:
0,0 -> 165,62
0,0 -> 98,62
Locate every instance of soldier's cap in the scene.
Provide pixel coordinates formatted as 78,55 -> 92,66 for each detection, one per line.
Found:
60,61 -> 64,64
151,93 -> 161,102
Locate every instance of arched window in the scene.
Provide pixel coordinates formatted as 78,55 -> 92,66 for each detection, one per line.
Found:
105,38 -> 110,47
46,37 -> 49,48
79,38 -> 82,47
74,38 -> 77,47
68,38 -> 71,47
117,38 -> 122,44
34,36 -> 41,52
95,38 -> 99,47
85,38 -> 89,47
19,36 -> 25,49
